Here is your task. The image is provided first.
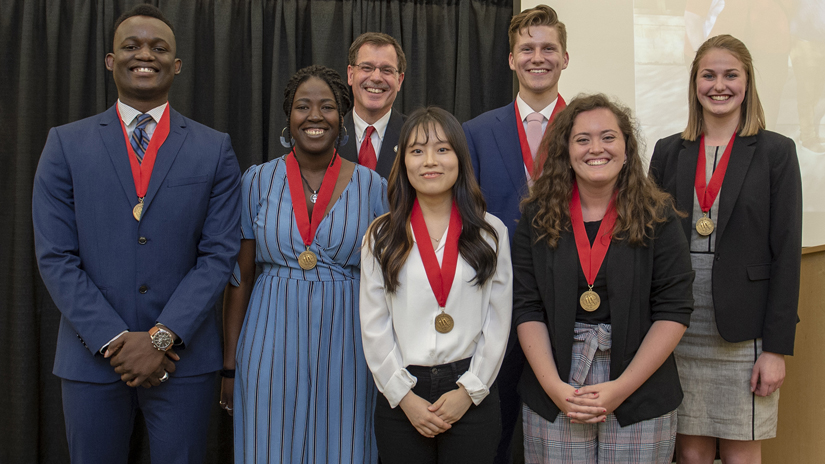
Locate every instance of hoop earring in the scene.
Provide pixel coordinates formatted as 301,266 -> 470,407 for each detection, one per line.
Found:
337,125 -> 349,147
280,127 -> 294,149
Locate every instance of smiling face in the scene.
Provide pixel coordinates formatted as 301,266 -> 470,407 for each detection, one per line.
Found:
405,123 -> 459,203
347,44 -> 405,124
509,25 -> 568,103
568,108 -> 626,191
695,48 -> 747,125
290,76 -> 340,156
105,15 -> 181,111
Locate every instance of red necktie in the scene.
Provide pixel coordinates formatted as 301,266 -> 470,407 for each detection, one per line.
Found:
358,126 -> 377,170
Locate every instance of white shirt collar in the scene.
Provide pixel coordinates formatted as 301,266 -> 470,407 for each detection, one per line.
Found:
117,100 -> 168,126
515,93 -> 558,122
353,108 -> 393,144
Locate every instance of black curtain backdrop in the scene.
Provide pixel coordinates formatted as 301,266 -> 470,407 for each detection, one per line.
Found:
0,0 -> 514,462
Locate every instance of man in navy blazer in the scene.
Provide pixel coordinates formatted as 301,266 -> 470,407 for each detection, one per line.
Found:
339,32 -> 407,179
32,5 -> 240,463
462,5 -> 569,463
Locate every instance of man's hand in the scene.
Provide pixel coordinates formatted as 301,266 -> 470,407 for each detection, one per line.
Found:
106,332 -> 179,387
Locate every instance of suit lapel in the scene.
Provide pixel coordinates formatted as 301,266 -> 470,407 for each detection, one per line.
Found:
605,243 -> 633,378
493,104 -> 529,198
99,105 -> 138,207
677,139 -> 700,239
141,109 -> 186,215
338,111 -> 358,164
374,110 -> 404,178
716,134 -> 756,244
552,232 -> 578,379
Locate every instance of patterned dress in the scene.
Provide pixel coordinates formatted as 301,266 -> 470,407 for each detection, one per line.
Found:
233,156 -> 387,463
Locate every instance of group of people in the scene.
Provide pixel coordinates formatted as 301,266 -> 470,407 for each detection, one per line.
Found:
31,3 -> 802,464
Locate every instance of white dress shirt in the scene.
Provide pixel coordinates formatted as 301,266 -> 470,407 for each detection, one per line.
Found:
360,213 -> 513,408
117,99 -> 168,141
516,93 -> 559,180
353,109 -> 393,161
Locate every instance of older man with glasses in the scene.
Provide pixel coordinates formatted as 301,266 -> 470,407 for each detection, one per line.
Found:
341,32 -> 407,179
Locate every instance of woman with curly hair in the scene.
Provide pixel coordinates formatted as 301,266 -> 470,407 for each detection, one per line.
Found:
513,94 -> 694,463
221,65 -> 387,463
360,106 -> 512,463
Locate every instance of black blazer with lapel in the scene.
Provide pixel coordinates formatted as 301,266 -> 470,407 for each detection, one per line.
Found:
339,109 -> 406,180
648,131 -> 802,355
512,205 -> 694,427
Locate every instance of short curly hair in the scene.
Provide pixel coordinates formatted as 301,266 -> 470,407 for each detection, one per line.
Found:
114,4 -> 174,36
282,65 -> 352,150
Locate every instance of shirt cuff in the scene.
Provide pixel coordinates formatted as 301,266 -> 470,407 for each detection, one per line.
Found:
382,368 -> 418,408
99,330 -> 129,354
456,371 -> 490,406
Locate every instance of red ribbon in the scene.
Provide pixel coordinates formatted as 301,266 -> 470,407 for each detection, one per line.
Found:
569,182 -> 617,287
286,150 -> 341,247
695,132 -> 736,214
410,199 -> 463,308
514,95 -> 566,178
116,104 -> 171,199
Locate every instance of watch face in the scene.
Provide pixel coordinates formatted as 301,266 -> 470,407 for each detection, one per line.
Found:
151,329 -> 173,351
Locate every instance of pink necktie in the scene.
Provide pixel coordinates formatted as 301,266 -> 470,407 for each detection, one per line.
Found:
525,112 -> 544,160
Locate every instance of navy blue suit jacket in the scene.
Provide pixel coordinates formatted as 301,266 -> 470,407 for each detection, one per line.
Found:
463,102 -> 526,242
33,104 -> 241,382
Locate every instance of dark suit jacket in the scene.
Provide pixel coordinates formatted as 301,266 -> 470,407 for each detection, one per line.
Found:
648,131 -> 802,355
512,205 -> 694,427
33,104 -> 241,382
463,102 -> 526,242
339,109 -> 406,179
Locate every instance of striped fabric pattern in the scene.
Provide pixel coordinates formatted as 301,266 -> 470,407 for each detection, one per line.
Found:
233,156 -> 387,464
523,322 -> 677,464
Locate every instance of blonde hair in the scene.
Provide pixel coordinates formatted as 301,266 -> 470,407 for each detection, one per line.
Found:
683,34 -> 765,141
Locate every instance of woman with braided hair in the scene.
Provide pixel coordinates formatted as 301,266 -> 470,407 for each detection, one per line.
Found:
221,65 -> 387,463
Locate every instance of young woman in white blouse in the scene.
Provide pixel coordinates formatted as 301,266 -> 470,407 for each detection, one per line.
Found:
360,106 -> 513,463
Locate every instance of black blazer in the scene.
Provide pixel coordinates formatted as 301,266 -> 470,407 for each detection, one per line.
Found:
648,131 -> 802,355
339,109 -> 406,180
512,205 -> 694,427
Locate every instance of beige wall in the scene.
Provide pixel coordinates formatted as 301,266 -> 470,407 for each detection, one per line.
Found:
521,1 -> 636,110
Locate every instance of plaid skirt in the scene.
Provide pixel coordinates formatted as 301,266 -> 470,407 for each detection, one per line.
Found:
523,322 -> 677,464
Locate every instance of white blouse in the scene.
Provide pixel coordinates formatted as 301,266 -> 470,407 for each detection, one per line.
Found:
360,212 -> 513,408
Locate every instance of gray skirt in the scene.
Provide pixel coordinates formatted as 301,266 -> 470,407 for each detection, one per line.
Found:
674,253 -> 779,440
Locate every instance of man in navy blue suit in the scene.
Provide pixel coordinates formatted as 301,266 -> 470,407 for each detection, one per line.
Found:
462,5 -> 569,463
32,5 -> 240,463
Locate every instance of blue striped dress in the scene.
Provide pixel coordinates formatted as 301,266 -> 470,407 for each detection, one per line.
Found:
233,156 -> 387,463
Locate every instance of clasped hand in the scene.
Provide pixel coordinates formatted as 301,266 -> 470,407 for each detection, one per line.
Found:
548,380 -> 627,424
105,332 -> 179,388
399,386 -> 473,438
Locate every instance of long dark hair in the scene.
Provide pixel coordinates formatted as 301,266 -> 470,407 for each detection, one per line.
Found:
524,93 -> 677,248
367,106 -> 498,293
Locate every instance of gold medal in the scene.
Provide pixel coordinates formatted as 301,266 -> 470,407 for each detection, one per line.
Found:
696,214 -> 715,236
580,289 -> 600,312
434,311 -> 454,334
298,249 -> 317,270
133,198 -> 144,221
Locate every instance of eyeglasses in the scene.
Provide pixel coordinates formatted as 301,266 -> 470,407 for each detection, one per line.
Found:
354,63 -> 399,76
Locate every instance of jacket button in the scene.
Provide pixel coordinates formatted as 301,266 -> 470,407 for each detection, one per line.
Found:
138,237 -> 147,245
139,285 -> 148,294
715,254 -> 721,261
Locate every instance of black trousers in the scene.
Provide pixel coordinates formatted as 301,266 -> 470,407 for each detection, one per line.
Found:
375,358 -> 502,464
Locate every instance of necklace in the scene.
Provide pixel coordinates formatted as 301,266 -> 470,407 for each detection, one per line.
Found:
297,154 -> 335,203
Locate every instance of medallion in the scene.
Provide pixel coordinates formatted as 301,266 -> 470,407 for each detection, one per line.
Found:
696,215 -> 715,236
298,249 -> 317,270
133,199 -> 144,221
580,289 -> 600,312
310,193 -> 317,203
434,311 -> 454,334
